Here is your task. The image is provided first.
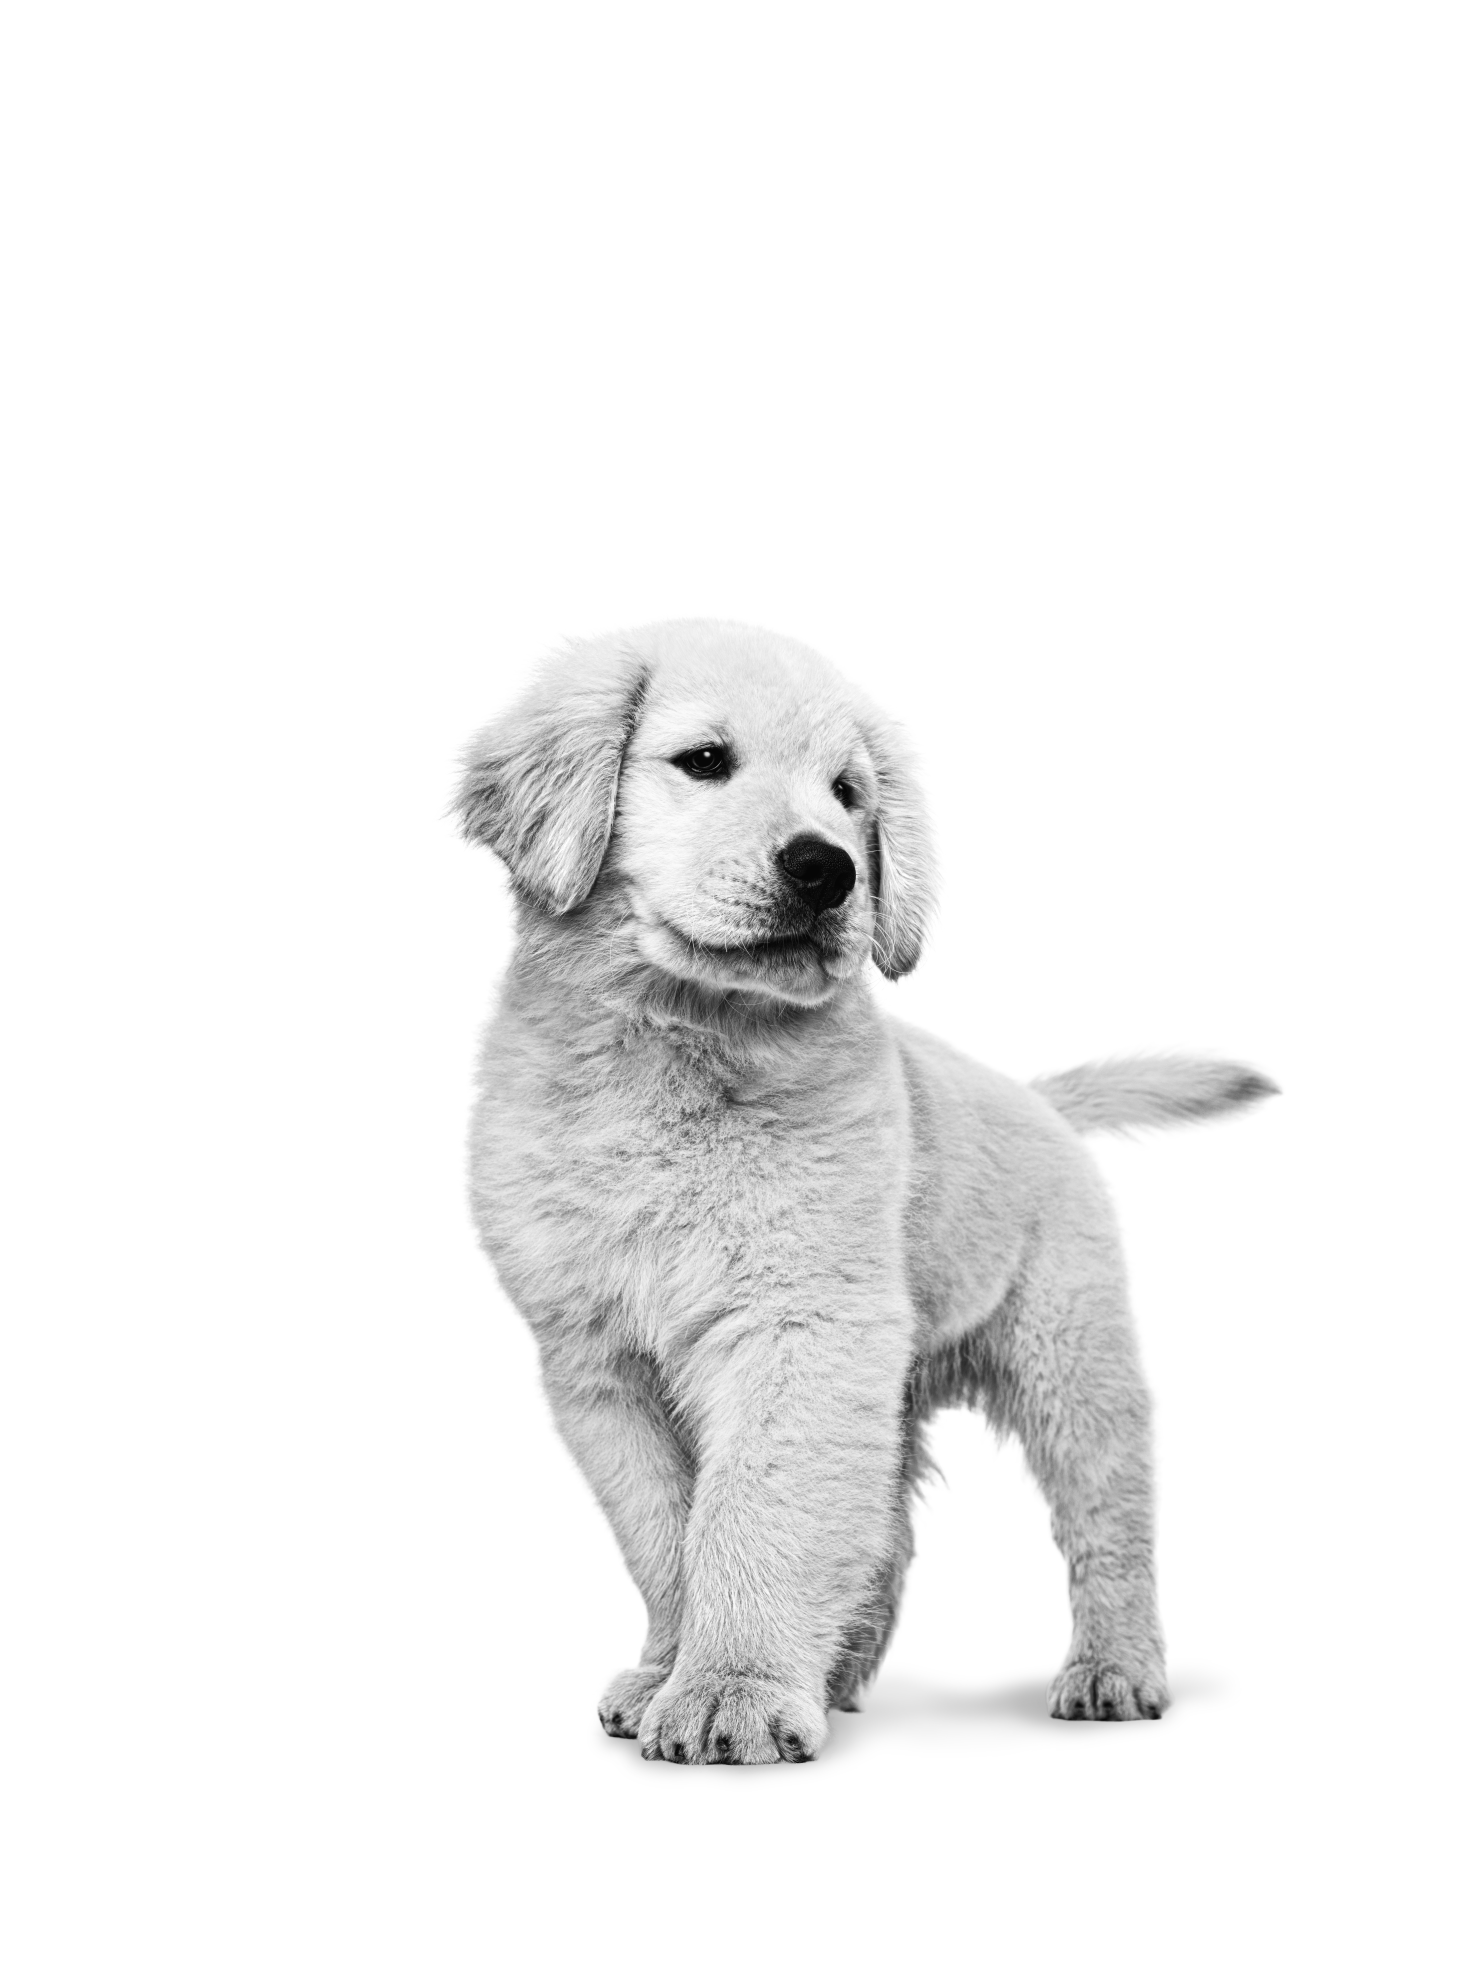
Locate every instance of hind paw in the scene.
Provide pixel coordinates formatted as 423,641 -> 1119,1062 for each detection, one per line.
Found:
1049,1660 -> 1169,1722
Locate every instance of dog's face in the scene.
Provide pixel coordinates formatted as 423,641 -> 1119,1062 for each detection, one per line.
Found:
612,643 -> 884,1004
460,622 -> 936,1007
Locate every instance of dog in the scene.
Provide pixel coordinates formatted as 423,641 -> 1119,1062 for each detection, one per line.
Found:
459,619 -> 1274,1763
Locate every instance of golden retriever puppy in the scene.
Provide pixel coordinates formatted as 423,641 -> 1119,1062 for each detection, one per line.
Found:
459,620 -> 1274,1763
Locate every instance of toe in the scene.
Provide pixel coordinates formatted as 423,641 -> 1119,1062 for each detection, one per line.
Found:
774,1724 -> 817,1763
1092,1669 -> 1136,1720
598,1665 -> 668,1741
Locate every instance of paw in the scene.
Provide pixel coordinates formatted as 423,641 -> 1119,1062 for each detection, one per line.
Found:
637,1671 -> 828,1765
598,1664 -> 670,1739
1049,1660 -> 1169,1722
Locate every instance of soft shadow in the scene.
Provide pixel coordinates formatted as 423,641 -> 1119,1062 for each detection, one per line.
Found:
848,1676 -> 1050,1726
842,1669 -> 1226,1729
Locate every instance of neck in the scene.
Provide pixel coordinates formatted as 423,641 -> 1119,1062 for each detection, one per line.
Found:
503,887 -> 872,1076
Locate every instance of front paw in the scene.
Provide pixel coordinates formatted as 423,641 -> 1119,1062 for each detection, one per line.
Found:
637,1671 -> 828,1765
598,1664 -> 670,1739
1049,1659 -> 1169,1722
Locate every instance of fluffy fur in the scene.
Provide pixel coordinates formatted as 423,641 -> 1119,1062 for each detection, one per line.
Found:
461,620 -> 1274,1763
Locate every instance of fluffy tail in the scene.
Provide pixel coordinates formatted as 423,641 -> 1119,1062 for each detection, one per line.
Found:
1030,1056 -> 1279,1134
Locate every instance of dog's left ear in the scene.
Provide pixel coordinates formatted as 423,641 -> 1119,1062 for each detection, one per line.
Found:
458,640 -> 649,915
860,707 -> 938,979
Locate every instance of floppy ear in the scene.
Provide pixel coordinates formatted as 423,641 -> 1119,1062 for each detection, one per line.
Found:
458,641 -> 650,915
860,707 -> 938,980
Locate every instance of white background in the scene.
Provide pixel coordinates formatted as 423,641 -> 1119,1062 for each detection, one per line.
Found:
3,4 -> 1479,1975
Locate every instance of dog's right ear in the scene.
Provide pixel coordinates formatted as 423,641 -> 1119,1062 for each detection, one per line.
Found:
457,642 -> 649,915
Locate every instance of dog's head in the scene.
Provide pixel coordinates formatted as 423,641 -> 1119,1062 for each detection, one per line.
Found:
458,622 -> 936,1007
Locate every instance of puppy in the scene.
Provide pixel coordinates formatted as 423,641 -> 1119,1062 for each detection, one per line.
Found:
459,620 -> 1274,1763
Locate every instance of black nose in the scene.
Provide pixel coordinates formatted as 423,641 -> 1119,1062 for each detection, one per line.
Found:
777,834 -> 856,915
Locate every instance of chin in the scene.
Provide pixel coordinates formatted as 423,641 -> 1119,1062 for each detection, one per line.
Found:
635,920 -> 857,1009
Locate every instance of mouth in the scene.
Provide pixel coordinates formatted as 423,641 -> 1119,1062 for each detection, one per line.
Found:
635,913 -> 857,1006
705,931 -> 819,960
663,925 -> 828,967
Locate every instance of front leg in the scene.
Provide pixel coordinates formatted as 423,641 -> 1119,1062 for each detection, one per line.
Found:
538,1338 -> 694,1737
638,1295 -> 916,1765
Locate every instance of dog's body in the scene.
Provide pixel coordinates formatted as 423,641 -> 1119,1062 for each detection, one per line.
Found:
462,621 -> 1273,1763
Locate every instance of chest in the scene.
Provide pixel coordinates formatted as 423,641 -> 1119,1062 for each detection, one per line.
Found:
470,1009 -> 909,1344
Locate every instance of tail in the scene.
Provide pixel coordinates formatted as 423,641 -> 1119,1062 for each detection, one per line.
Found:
1030,1056 -> 1279,1135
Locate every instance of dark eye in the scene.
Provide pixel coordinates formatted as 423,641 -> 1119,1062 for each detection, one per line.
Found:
672,745 -> 731,781
832,776 -> 857,809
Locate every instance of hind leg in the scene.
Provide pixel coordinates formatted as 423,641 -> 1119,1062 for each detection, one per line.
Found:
999,1280 -> 1170,1721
